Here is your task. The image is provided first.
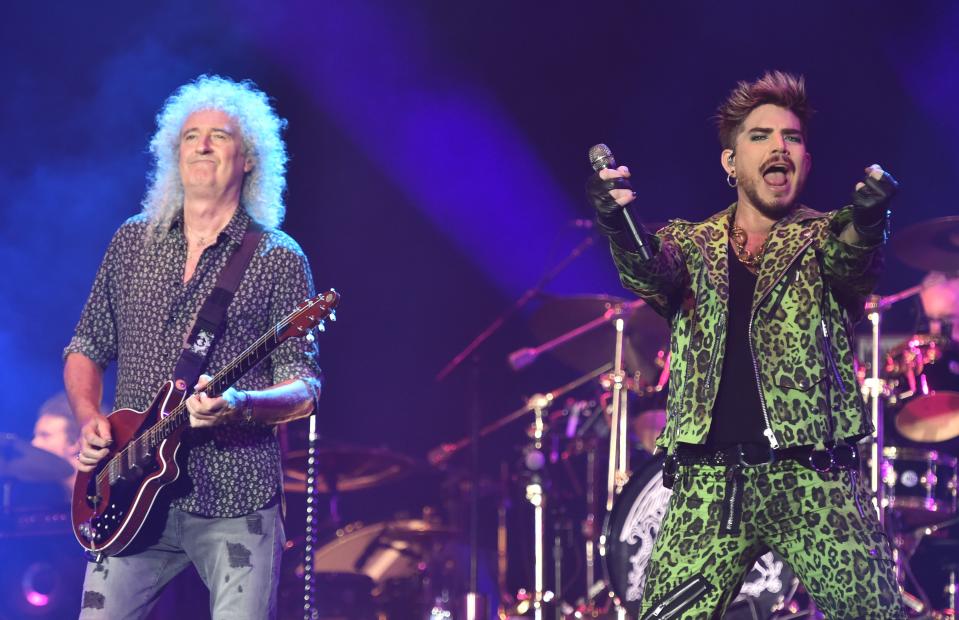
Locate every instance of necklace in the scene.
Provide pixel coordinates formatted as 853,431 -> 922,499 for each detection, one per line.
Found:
185,223 -> 225,249
729,214 -> 765,273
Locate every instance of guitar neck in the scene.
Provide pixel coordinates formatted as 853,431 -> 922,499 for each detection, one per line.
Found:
206,324 -> 285,398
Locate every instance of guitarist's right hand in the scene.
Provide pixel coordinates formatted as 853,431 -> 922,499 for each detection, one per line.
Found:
77,414 -> 112,472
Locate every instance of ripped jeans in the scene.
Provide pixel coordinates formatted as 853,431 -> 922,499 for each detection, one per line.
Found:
78,501 -> 284,620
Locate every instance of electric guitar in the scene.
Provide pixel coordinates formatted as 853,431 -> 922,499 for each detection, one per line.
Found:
71,289 -> 340,557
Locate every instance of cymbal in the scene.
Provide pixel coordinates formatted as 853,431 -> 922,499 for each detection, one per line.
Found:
0,433 -> 73,483
892,216 -> 959,273
283,442 -> 418,493
529,294 -> 669,380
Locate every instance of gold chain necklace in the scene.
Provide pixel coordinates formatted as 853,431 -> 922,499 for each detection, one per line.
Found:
729,214 -> 765,273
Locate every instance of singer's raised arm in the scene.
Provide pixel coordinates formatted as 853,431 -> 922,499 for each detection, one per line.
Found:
609,221 -> 690,319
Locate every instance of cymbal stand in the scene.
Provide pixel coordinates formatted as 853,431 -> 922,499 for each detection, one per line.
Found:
604,317 -> 630,619
302,412 -> 320,620
864,296 -> 887,528
606,316 -> 630,511
497,461 -> 511,613
584,441 -> 598,599
465,359 -> 488,620
899,514 -> 959,615
525,393 -> 550,620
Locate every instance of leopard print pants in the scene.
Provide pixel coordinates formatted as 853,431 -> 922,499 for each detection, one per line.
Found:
639,460 -> 906,619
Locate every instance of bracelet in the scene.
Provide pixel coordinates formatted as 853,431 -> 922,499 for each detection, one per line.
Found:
237,391 -> 254,423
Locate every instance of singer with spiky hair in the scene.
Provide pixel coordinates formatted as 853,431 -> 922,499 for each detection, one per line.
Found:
65,75 -> 322,619
588,71 -> 905,618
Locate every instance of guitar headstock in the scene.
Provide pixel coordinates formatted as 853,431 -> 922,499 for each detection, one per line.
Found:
278,289 -> 340,342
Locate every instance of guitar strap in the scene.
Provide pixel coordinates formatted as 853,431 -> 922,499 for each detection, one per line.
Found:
169,223 -> 264,405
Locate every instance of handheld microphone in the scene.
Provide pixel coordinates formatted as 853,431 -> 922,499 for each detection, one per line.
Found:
588,143 -> 653,260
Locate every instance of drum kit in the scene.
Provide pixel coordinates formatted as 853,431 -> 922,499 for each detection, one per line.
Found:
274,216 -> 959,619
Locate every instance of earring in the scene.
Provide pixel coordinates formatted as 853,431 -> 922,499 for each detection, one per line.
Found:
726,172 -> 737,188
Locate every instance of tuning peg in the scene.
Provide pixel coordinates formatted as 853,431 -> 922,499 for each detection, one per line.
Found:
306,331 -> 315,343
329,311 -> 336,322
317,321 -> 326,332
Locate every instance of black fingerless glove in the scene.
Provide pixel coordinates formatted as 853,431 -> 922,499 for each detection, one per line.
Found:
586,172 -> 643,251
851,170 -> 898,244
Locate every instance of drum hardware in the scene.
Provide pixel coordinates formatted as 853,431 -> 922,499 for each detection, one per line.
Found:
500,292 -> 666,616
429,366 -> 612,620
862,280 -> 945,523
301,412 -> 320,620
516,295 -> 668,381
427,365 -> 614,468
583,437 -> 600,605
498,461 -> 510,614
305,514 -> 463,618
862,264 -> 959,618
864,294 -> 891,526
883,335 -> 959,443
891,514 -> 959,618
605,317 -> 631,514
524,392 -> 550,620
881,446 -> 958,524
281,439 -> 423,618
283,442 -> 418,495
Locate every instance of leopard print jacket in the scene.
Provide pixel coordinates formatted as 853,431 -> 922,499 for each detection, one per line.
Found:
611,204 -> 882,451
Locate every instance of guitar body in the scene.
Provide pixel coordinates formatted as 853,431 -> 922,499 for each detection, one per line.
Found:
71,381 -> 186,556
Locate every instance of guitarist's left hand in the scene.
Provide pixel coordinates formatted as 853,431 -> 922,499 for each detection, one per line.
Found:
186,374 -> 247,427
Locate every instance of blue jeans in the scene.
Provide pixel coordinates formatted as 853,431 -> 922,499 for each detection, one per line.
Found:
78,502 -> 285,619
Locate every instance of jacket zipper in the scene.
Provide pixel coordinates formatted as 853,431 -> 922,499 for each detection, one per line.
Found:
748,237 -> 816,450
704,314 -> 725,396
646,575 -> 711,619
726,468 -> 741,531
748,312 -> 780,450
820,318 -> 847,395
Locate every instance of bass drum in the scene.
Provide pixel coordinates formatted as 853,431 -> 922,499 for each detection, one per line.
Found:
601,456 -> 799,618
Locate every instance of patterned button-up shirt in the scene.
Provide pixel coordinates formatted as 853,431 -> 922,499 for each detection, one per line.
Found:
65,208 -> 321,516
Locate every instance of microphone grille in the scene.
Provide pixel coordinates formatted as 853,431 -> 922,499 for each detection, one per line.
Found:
588,143 -> 615,172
